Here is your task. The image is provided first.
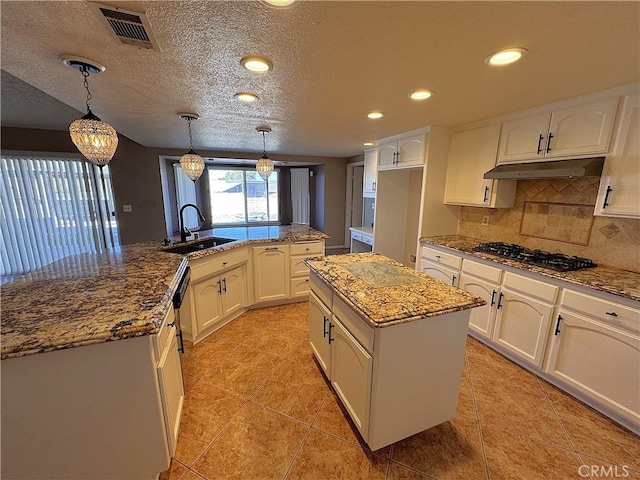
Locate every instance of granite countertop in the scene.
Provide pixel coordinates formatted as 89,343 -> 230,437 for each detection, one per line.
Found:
419,235 -> 640,303
305,252 -> 485,328
1,225 -> 328,360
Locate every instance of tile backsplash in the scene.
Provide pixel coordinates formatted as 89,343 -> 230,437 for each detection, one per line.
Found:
457,178 -> 640,272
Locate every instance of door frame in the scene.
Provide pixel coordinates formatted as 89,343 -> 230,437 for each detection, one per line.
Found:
344,161 -> 365,248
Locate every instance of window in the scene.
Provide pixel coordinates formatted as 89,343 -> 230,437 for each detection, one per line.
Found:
0,155 -> 119,278
208,167 -> 279,225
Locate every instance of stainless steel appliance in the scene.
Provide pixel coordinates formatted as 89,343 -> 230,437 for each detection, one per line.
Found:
474,242 -> 596,272
172,266 -> 190,354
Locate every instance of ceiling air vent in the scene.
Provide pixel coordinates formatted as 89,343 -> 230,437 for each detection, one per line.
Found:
91,3 -> 160,50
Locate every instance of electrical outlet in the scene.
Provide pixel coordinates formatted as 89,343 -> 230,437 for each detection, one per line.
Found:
410,254 -> 417,263
481,215 -> 489,226
123,204 -> 132,213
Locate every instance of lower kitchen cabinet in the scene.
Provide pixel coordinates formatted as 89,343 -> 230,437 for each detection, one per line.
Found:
253,244 -> 290,302
309,273 -> 470,451
419,245 -> 462,286
493,273 -> 557,368
545,289 -> 640,427
289,240 -> 325,299
460,274 -> 500,339
192,265 -> 247,337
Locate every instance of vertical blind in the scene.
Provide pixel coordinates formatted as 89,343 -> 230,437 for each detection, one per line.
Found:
0,155 -> 119,278
291,168 -> 310,224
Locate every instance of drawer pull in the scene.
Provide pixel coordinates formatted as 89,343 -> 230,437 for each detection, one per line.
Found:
265,247 -> 279,251
305,278 -> 309,282
490,290 -> 496,306
167,321 -> 176,328
323,316 -> 328,337
435,255 -> 441,259
222,261 -> 228,265
497,292 -> 504,309
554,315 -> 563,336
605,311 -> 618,317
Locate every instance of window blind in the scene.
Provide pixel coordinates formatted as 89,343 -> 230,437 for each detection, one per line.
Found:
0,155 -> 119,278
291,168 -> 310,224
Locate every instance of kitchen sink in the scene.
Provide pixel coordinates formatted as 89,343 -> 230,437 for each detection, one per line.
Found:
163,237 -> 236,254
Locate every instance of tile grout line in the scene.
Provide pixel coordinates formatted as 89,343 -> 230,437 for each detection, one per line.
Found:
281,390 -> 331,480
464,347 -> 492,480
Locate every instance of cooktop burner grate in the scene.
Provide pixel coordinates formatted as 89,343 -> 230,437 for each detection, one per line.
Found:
473,242 -> 596,272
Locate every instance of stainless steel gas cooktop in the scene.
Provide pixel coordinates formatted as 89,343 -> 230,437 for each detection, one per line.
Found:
474,242 -> 596,272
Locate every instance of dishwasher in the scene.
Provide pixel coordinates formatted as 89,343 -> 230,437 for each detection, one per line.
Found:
172,266 -> 190,355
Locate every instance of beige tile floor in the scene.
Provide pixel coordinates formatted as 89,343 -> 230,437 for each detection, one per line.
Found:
162,302 -> 640,480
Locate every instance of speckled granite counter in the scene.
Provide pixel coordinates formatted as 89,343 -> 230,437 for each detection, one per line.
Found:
419,235 -> 640,303
305,253 -> 485,328
1,225 -> 328,360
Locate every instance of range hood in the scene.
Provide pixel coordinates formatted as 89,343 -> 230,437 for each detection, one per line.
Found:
484,157 -> 605,180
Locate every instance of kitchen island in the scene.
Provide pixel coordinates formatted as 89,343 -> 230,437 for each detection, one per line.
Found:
304,252 -> 485,450
0,224 -> 328,479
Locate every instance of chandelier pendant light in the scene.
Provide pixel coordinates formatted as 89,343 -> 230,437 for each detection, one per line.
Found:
178,113 -> 205,182
62,56 -> 119,168
256,126 -> 274,180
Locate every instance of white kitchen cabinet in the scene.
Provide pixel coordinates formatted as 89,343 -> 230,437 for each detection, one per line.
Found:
595,92 -> 640,219
377,133 -> 425,170
308,272 -> 470,451
363,147 -> 378,197
546,289 -> 640,427
492,272 -> 557,368
444,124 -> 517,208
308,290 -> 332,377
419,245 -> 461,286
350,227 -> 373,253
193,265 -> 247,335
497,97 -> 619,164
253,244 -> 290,302
330,316 -> 373,434
459,259 -> 503,340
289,240 -> 325,299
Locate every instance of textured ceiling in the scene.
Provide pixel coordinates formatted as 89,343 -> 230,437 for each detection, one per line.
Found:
1,1 -> 639,158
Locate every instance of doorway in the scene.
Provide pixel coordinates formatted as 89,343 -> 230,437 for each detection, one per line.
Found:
344,161 -> 364,247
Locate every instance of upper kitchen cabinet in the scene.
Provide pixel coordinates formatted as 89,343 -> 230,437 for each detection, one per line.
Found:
444,124 -> 516,208
363,147 -> 378,198
594,92 -> 640,219
497,96 -> 619,164
378,132 -> 425,170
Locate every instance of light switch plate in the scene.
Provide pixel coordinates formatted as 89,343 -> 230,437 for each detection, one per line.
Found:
481,215 -> 489,226
123,204 -> 132,213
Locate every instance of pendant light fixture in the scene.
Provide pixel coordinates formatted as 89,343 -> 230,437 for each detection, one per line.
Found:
177,113 -> 205,182
256,126 -> 274,180
62,55 -> 119,167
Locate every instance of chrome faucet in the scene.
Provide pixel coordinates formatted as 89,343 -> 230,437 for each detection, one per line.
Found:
179,203 -> 206,243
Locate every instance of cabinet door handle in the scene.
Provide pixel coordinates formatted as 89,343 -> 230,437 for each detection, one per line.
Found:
167,321 -> 176,328
177,330 -> 184,353
305,278 -> 309,282
323,316 -> 328,337
451,275 -> 457,285
328,322 -> 334,344
222,277 -> 227,293
373,181 -> 376,191
497,292 -> 504,309
483,186 -> 489,203
605,311 -> 618,317
546,132 -> 554,153
490,290 -> 496,306
217,279 -> 222,294
554,314 -> 563,336
536,134 -> 544,154
602,186 -> 612,209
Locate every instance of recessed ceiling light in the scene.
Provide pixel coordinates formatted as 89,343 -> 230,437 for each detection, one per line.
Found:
241,56 -> 273,72
485,48 -> 528,66
263,0 -> 296,7
368,111 -> 384,119
410,90 -> 434,101
363,142 -> 375,147
235,92 -> 258,103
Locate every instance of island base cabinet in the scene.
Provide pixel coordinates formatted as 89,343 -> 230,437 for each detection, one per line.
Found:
330,317 -> 373,436
546,309 -> 640,428
1,335 -> 172,479
308,290 -> 332,377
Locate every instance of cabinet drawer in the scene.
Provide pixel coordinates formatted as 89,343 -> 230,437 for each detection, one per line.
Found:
290,256 -> 310,277
561,289 -> 640,334
190,247 -> 248,282
310,272 -> 332,310
361,235 -> 373,246
332,295 -> 374,354
421,246 -> 462,270
351,232 -> 363,242
290,241 -> 324,256
154,307 -> 175,361
462,258 -> 503,284
503,271 -> 558,303
290,277 -> 311,298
